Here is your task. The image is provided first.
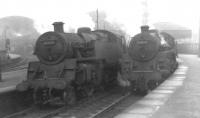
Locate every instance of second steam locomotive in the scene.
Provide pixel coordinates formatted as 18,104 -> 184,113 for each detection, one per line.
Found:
119,25 -> 178,93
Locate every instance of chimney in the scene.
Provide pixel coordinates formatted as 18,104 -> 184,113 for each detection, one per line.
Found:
140,25 -> 149,33
52,22 -> 64,33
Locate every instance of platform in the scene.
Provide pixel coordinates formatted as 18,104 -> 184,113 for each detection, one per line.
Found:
0,69 -> 26,90
115,54 -> 196,118
151,54 -> 200,118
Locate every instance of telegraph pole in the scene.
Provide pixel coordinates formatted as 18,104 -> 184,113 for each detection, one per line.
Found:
96,9 -> 99,30
142,0 -> 148,25
199,17 -> 200,57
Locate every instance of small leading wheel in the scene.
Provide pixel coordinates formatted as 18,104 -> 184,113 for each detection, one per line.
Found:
136,88 -> 148,95
33,89 -> 42,105
82,84 -> 95,97
148,80 -> 159,90
76,84 -> 95,98
62,87 -> 76,105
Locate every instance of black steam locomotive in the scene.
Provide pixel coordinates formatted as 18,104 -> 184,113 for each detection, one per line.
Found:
119,25 -> 178,93
16,22 -> 123,105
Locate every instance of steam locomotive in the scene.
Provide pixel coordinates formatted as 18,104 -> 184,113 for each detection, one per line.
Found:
16,22 -> 123,105
119,25 -> 178,93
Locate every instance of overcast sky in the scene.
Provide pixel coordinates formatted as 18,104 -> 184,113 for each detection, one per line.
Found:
0,0 -> 199,35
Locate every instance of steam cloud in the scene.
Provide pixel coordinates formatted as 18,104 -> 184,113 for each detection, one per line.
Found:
0,16 -> 40,57
88,10 -> 126,36
0,16 -> 39,38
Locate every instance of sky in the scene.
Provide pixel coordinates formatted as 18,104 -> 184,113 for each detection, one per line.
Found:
0,0 -> 199,36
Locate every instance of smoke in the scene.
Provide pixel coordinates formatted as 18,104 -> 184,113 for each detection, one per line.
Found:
0,16 -> 40,57
88,10 -> 126,36
0,16 -> 39,38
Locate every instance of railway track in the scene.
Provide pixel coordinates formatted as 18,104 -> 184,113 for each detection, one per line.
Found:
3,58 -> 28,72
45,89 -> 130,118
3,88 -> 130,118
3,105 -> 63,118
86,93 -> 130,118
